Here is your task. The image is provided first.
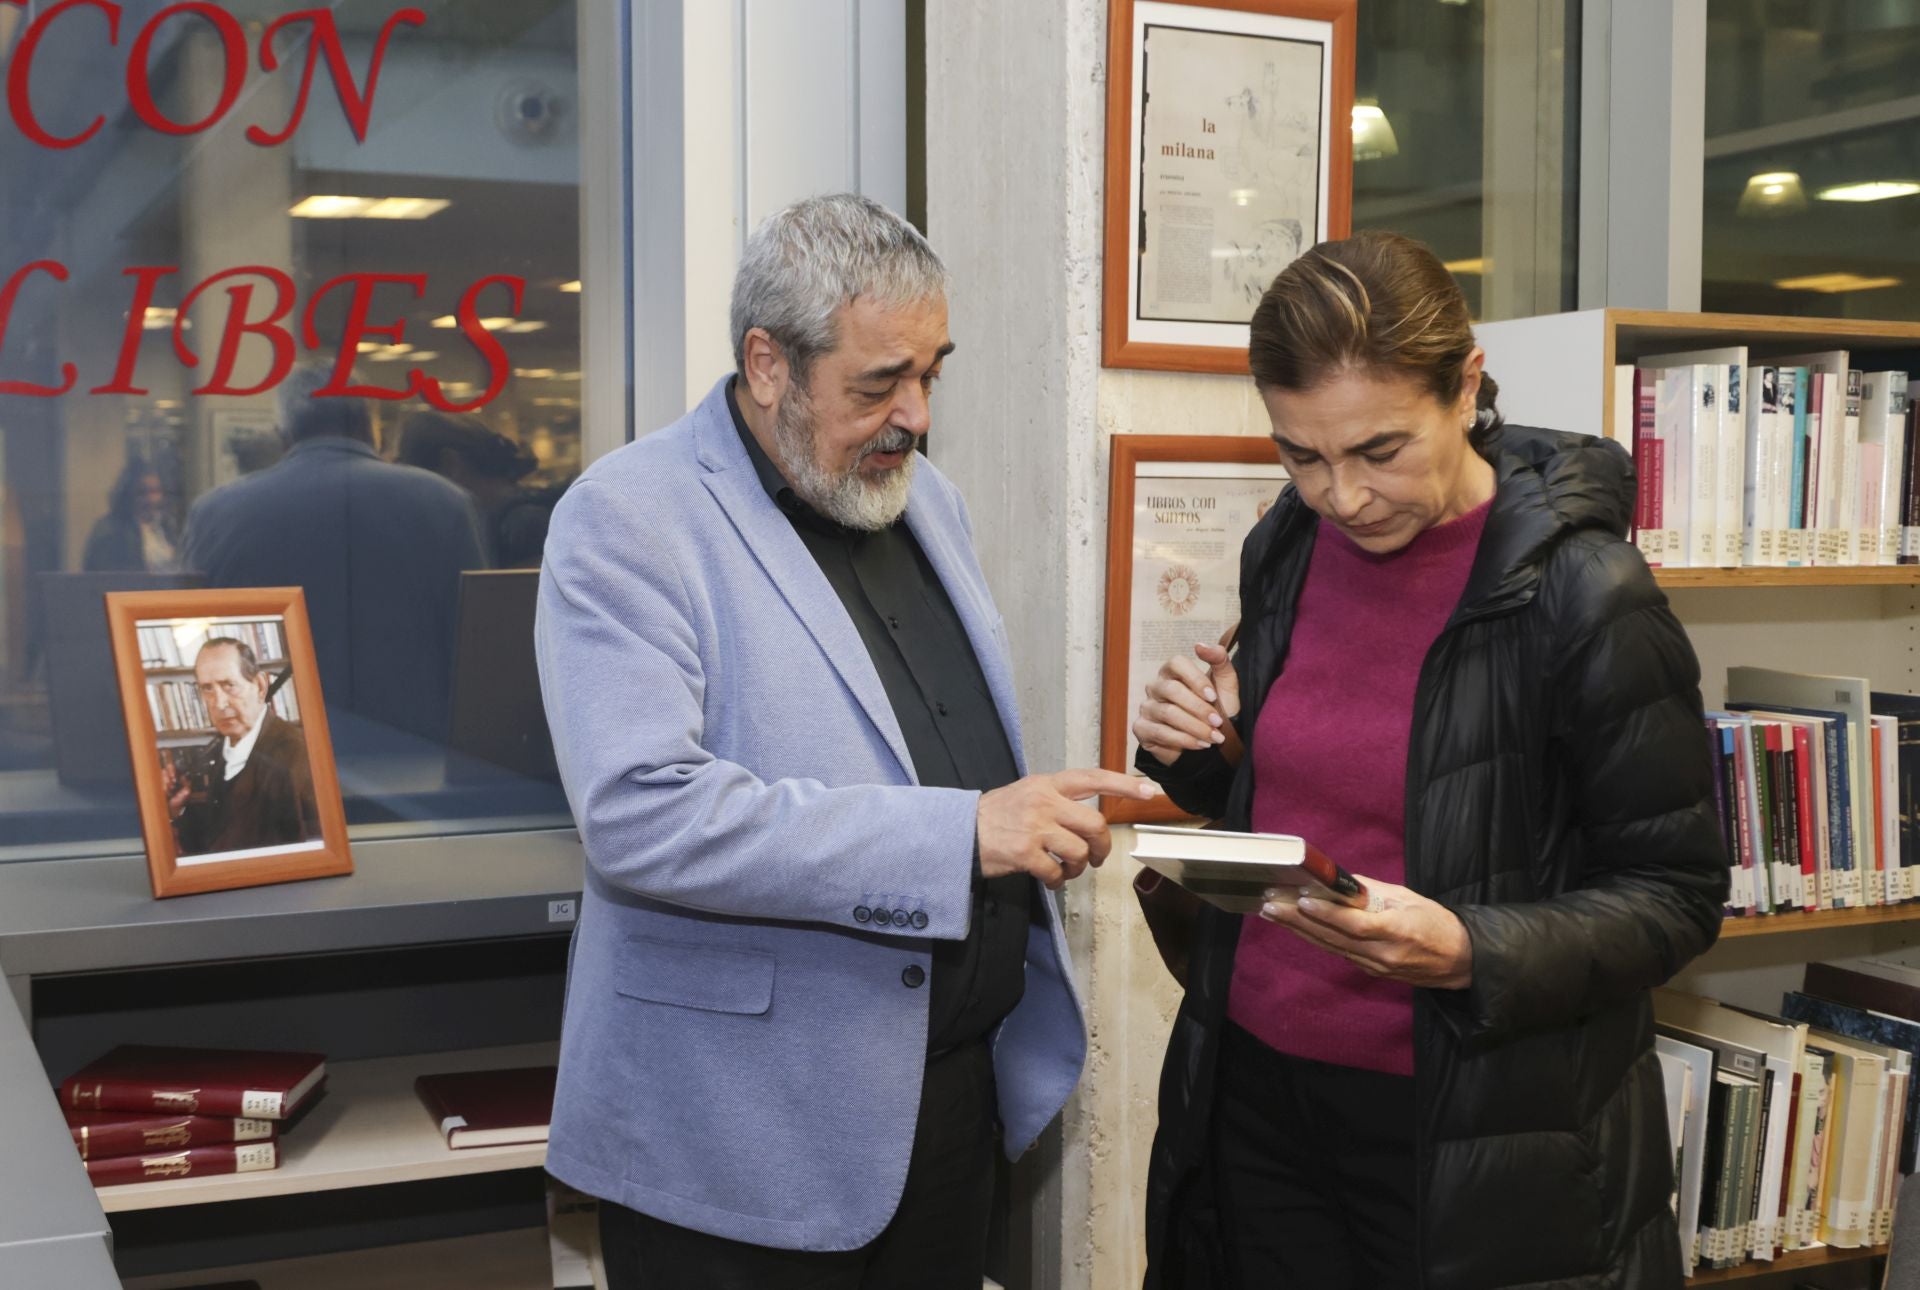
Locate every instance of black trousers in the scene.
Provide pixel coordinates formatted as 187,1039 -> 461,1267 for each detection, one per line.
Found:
1210,1021 -> 1420,1289
600,1040 -> 997,1290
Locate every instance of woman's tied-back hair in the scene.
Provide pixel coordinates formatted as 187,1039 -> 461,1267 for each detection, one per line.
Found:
729,193 -> 949,388
1248,230 -> 1503,452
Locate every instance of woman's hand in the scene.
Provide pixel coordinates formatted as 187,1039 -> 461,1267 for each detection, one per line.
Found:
1261,878 -> 1473,990
1132,642 -> 1241,767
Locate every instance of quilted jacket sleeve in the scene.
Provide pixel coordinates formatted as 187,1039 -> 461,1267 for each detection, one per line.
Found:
1436,539 -> 1729,1044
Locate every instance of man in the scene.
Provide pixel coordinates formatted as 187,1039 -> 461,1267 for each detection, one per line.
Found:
535,193 -> 1155,1289
181,368 -> 490,743
163,637 -> 319,856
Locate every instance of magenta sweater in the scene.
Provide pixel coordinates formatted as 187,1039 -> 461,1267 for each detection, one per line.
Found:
1226,498 -> 1492,1075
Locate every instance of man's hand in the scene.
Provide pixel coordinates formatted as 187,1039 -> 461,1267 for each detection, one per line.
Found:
161,760 -> 190,820
1133,642 -> 1240,766
977,769 -> 1159,890
1260,878 -> 1474,990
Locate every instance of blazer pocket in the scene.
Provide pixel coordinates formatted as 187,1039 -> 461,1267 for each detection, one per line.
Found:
613,936 -> 776,1016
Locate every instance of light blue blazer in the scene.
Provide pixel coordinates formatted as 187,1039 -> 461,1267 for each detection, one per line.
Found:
534,378 -> 1088,1252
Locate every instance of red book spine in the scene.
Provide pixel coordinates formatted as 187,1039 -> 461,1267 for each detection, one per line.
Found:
83,1141 -> 277,1188
70,1115 -> 275,1161
1792,726 -> 1818,908
62,1077 -> 259,1119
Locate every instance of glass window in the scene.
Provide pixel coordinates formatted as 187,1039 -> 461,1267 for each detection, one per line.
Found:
1351,0 -> 1580,322
1704,1 -> 1920,320
0,0 -> 615,860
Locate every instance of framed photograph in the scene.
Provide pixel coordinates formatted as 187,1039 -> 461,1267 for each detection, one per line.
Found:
1102,435 -> 1288,823
105,587 -> 352,898
1102,0 -> 1355,373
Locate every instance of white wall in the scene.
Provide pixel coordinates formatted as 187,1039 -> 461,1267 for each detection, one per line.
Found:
925,4 -> 1271,1285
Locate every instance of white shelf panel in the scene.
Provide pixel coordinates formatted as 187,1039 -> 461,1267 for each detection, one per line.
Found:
122,1225 -> 554,1290
94,1041 -> 557,1213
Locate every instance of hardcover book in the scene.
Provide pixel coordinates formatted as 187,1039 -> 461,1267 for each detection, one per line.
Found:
66,1108 -> 275,1161
59,1046 -> 326,1121
414,1065 -> 557,1149
83,1140 -> 278,1188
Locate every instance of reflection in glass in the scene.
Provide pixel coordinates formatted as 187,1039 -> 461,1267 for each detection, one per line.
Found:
1704,1 -> 1920,320
1348,0 -> 1577,322
0,1 -> 589,860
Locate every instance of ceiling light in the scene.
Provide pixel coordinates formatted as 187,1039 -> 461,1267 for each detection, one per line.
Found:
405,351 -> 437,362
515,368 -> 560,380
361,197 -> 450,220
1773,271 -> 1901,293
1443,257 -> 1487,275
1737,171 -> 1808,216
1351,100 -> 1398,162
505,320 -> 549,334
1815,181 -> 1920,203
290,195 -> 450,219
356,341 -> 382,354
558,280 -> 582,293
142,306 -> 179,330
431,315 -> 458,329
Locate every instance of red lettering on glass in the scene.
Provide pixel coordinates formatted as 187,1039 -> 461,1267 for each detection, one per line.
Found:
303,272 -> 423,400
0,260 -> 79,396
246,7 -> 426,147
420,275 -> 523,413
89,265 -> 179,395
4,0 -> 122,150
174,266 -> 297,397
126,3 -> 247,136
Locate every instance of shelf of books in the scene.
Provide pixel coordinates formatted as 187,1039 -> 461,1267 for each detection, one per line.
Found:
121,1226 -> 554,1290
1682,1241 -> 1885,1284
1655,974 -> 1918,1285
88,1041 -> 557,1214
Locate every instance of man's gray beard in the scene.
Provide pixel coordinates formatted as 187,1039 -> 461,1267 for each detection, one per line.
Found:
770,380 -> 917,531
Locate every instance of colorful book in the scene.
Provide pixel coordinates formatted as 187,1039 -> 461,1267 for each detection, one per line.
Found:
60,1046 -> 326,1120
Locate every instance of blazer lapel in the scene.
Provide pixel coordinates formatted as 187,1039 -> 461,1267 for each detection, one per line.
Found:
694,393 -> 918,782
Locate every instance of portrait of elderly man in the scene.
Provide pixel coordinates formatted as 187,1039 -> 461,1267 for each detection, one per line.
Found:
161,636 -> 321,858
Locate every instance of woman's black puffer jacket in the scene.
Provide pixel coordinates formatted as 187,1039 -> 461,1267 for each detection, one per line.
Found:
1140,425 -> 1730,1289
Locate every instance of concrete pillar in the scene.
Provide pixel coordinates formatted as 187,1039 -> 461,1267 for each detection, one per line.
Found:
925,1 -> 1270,1284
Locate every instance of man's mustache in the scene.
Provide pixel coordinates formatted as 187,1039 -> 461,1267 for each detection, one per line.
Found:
860,428 -> 915,460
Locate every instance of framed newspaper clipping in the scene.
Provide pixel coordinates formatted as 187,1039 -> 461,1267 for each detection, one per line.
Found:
1102,434 -> 1288,823
1102,0 -> 1355,373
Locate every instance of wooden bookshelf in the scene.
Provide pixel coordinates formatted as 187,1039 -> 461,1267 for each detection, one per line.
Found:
1683,1241 -> 1885,1284
92,1041 -> 557,1214
1655,566 -> 1920,589
1719,903 -> 1920,939
121,1226 -> 553,1290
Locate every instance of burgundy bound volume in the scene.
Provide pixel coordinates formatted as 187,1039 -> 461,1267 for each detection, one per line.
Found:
414,1065 -> 557,1149
59,1046 -> 326,1120
83,1140 -> 278,1188
67,1108 -> 277,1160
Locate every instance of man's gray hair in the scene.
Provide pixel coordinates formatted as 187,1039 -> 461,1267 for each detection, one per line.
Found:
277,364 -> 373,445
729,193 -> 948,384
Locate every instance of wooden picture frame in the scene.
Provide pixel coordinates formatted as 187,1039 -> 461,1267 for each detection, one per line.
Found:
1102,435 -> 1289,823
1102,0 -> 1356,374
106,587 -> 352,898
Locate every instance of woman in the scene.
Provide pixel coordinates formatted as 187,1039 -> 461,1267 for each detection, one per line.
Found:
84,457 -> 177,572
1132,231 -> 1727,1290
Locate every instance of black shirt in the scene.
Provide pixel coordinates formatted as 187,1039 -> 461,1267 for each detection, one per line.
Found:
728,381 -> 1032,1053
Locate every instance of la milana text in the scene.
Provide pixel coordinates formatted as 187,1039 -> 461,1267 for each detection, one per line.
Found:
0,3 -> 527,412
